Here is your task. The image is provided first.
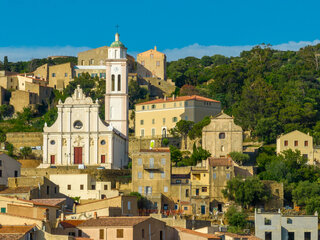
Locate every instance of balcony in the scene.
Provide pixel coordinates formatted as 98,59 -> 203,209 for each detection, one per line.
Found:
143,164 -> 163,171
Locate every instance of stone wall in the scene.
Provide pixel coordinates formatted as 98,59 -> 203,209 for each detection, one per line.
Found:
138,77 -> 175,98
6,132 -> 43,156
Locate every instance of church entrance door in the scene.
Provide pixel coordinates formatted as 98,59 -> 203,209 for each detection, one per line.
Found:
50,155 -> 55,164
74,147 -> 83,164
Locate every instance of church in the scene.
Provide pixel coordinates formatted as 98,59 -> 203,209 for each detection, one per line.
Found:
41,33 -> 129,169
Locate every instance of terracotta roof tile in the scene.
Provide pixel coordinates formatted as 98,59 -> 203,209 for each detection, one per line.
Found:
0,187 -> 35,194
175,227 -> 221,239
136,95 -> 220,106
0,225 -> 35,234
139,148 -> 170,153
216,232 -> 262,239
0,234 -> 25,240
60,220 -> 86,228
79,217 -> 151,227
208,157 -> 233,167
30,198 -> 66,207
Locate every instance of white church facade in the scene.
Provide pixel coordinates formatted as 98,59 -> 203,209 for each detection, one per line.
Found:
41,33 -> 129,169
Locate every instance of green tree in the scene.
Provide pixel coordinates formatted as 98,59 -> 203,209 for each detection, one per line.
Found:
170,145 -> 182,166
170,120 -> 194,148
188,116 -> 211,140
129,192 -> 148,209
292,181 -> 320,207
3,56 -> 9,71
254,117 -> 282,143
229,151 -> 250,165
128,80 -> 148,109
20,147 -> 32,159
5,143 -> 14,157
0,104 -> 14,120
189,144 -> 211,165
305,196 -> 320,215
225,205 -> 248,233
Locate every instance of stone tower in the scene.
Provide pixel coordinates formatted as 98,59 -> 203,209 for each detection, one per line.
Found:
105,33 -> 129,138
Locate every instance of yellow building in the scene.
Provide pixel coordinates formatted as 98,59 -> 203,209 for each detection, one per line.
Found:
137,46 -> 166,80
276,130 -> 319,164
48,62 -> 74,89
135,95 -> 221,138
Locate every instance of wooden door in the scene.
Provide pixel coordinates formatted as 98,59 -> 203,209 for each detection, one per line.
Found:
74,147 -> 83,164
50,155 -> 55,164
101,155 -> 106,163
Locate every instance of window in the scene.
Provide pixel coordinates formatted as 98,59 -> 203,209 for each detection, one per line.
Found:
176,180 -> 181,184
142,229 -> 145,238
111,75 -> 115,91
196,188 -> 199,196
284,140 -> 288,146
100,73 -> 106,79
67,185 -> 71,190
0,208 -> 5,213
78,230 -> 82,237
185,189 -> 189,197
226,173 -> 230,179
294,140 -> 298,146
150,54 -> 154,58
264,218 -> 271,225
265,232 -> 272,240
156,61 -> 160,66
174,103 -> 176,107
219,133 -> 225,139
141,61 -> 145,66
152,128 -> 156,136
184,206 -> 188,210
50,140 -> 55,145
305,141 -> 308,147
163,104 -> 166,108
152,104 -> 156,109
73,121 -> 83,129
78,73 -> 81,77
54,187 -> 57,194
142,106 -> 145,110
149,172 -> 154,179
140,120 -> 144,125
146,186 -> 152,195
213,173 -> 216,179
92,185 -> 96,190
117,75 -> 121,91
138,158 -> 142,165
99,229 -> 104,239
172,117 -> 178,122
288,232 -> 294,240
185,101 -> 188,107
185,116 -> 188,120
138,186 -> 142,194
152,119 -> 155,124
56,209 -> 60,218
149,158 -> 154,167
104,185 -> 108,190
303,154 -> 308,159
304,232 -> 311,240
161,172 -> 165,179
81,60 -> 85,65
65,73 -> 68,77
140,129 -> 145,137
174,204 -> 178,210
138,172 -> 142,179
128,201 -> 131,210
47,186 -> 50,195
14,171 -> 18,177
163,118 -> 166,124
100,140 -> 106,145
202,187 -> 207,192
52,73 -> 56,77
80,185 -> 84,190
0,160 -> 2,166
287,218 -> 292,224
164,186 -> 168,192
161,158 -> 166,165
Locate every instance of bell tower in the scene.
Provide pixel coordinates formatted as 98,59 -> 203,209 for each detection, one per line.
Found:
105,33 -> 128,138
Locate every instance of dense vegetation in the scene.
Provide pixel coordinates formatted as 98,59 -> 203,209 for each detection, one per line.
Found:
167,44 -> 320,143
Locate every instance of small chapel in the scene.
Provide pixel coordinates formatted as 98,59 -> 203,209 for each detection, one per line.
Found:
41,33 -> 129,169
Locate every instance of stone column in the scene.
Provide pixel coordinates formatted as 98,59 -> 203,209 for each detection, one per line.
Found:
94,135 -> 99,165
43,134 -> 48,164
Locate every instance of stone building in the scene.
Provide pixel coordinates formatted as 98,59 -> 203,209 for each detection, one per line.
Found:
255,209 -> 318,240
135,95 -> 221,138
137,46 -> 166,80
0,153 -> 21,186
0,70 -> 19,90
202,112 -> 243,158
42,86 -> 127,169
276,130 -> 320,165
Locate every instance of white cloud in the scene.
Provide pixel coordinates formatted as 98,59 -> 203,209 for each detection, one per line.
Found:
0,46 -> 91,62
1,40 -> 320,62
163,40 -> 320,61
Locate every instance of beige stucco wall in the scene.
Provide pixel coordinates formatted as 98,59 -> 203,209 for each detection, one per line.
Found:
10,90 -> 37,112
202,113 -> 243,158
276,130 -> 314,164
135,99 -> 221,137
0,154 -> 21,186
34,63 -> 49,80
137,47 -> 166,80
48,62 -> 74,90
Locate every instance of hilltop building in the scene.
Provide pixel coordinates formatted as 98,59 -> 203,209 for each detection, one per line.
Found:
135,95 -> 221,138
137,46 -> 166,80
41,85 -> 127,169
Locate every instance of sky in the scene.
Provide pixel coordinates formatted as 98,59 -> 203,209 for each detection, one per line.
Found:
1,0 -> 320,61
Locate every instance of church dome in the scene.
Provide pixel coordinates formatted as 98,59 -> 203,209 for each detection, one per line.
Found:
110,33 -> 125,48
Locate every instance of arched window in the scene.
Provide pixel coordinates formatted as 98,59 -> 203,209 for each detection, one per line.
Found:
111,75 -> 115,91
219,133 -> 225,139
117,75 -> 121,91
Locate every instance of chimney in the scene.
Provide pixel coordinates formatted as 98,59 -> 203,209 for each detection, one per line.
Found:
164,96 -> 167,101
172,94 -> 175,100
154,46 -> 157,51
94,212 -> 98,219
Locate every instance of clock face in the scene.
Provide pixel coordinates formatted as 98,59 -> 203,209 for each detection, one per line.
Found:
114,67 -> 119,72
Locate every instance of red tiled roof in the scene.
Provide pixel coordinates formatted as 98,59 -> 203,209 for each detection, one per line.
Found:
30,198 -> 66,207
79,217 -> 151,227
136,95 -> 220,105
60,220 -> 85,228
216,232 -> 262,240
175,227 -> 221,239
0,234 -> 24,240
0,225 -> 35,234
140,148 -> 170,153
0,212 -> 44,221
208,157 -> 233,167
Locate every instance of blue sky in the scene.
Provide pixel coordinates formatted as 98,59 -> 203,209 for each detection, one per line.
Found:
1,0 -> 320,61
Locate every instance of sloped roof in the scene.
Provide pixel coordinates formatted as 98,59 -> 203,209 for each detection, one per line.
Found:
0,186 -> 35,194
60,220 -> 85,228
79,217 -> 151,227
208,157 -> 233,167
175,227 -> 221,239
136,95 -> 220,106
29,198 -> 66,207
